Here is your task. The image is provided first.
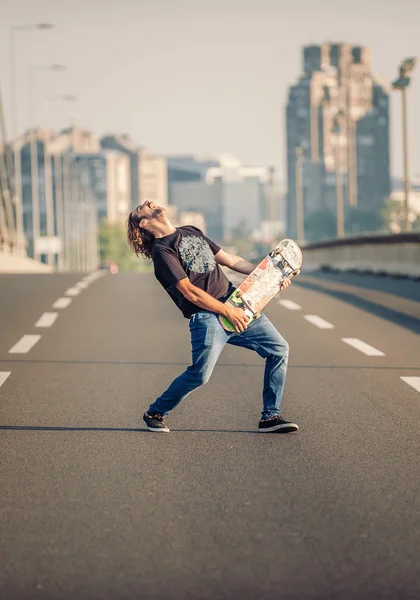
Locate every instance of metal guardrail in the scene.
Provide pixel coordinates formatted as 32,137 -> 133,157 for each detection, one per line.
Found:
303,232 -> 420,250
302,233 -> 420,278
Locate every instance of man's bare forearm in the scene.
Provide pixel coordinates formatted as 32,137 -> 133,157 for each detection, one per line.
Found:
184,286 -> 230,316
230,258 -> 255,275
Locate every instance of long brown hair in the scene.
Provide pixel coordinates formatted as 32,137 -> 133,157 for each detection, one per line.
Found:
126,212 -> 155,259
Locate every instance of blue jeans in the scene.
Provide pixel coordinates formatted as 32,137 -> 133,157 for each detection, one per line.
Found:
149,311 -> 289,420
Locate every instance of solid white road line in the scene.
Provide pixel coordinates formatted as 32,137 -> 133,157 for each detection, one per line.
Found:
9,335 -> 41,354
400,377 -> 420,393
278,299 -> 302,311
341,338 -> 385,357
0,372 -> 11,388
65,287 -> 81,297
52,297 -> 72,309
304,315 -> 334,329
35,312 -> 58,328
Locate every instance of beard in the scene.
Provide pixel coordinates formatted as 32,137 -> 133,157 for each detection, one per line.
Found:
151,206 -> 166,220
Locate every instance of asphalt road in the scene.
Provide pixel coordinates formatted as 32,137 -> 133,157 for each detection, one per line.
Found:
0,269 -> 420,600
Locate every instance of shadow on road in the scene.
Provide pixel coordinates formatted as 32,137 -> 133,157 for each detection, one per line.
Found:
0,425 -> 258,434
0,358 -> 419,369
295,279 -> 420,335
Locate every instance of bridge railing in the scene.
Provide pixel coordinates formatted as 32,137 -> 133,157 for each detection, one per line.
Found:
302,233 -> 420,279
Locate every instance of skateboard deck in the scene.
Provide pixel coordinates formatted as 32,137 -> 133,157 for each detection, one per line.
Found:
219,239 -> 303,332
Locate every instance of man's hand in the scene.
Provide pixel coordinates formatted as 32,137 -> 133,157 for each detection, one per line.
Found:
279,269 -> 300,292
280,277 -> 291,292
224,305 -> 250,333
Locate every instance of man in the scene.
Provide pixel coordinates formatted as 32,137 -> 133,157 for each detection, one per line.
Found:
127,200 -> 299,434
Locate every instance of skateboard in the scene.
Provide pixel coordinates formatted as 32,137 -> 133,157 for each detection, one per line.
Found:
219,239 -> 303,332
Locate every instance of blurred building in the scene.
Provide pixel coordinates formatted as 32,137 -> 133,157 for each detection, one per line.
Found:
101,135 -> 168,209
12,128 -> 54,262
100,134 -> 139,210
73,150 -> 131,224
170,153 -> 267,242
390,189 -> 420,219
170,181 -> 221,240
166,205 -> 207,233
166,155 -> 220,204
286,43 -> 391,238
389,176 -> 420,231
10,127 -> 169,270
392,176 -> 420,193
12,127 -> 106,269
138,148 -> 167,206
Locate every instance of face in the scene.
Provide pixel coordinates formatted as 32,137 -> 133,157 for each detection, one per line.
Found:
133,200 -> 166,227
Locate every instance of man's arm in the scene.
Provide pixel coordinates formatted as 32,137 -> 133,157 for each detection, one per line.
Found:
175,278 -> 249,333
215,248 -> 296,291
214,249 -> 254,275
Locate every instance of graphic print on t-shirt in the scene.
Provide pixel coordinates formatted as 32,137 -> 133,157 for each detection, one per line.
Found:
179,235 -> 217,274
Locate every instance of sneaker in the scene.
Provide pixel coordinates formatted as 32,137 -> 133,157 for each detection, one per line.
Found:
258,415 -> 299,433
143,411 -> 170,432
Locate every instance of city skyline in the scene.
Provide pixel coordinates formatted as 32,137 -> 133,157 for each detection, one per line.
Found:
286,42 -> 391,239
1,0 -> 419,182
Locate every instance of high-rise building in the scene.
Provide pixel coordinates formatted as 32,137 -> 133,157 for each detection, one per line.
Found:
286,43 -> 391,239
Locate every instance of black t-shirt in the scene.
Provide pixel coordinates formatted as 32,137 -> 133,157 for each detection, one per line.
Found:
151,225 -> 233,318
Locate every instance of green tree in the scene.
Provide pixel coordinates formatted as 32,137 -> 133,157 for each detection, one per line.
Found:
98,221 -> 152,272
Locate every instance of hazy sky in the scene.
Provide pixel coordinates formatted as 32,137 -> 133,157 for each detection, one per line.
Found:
1,0 -> 419,181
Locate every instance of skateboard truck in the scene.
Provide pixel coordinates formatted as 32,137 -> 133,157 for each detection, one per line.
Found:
218,238 -> 302,333
237,292 -> 259,320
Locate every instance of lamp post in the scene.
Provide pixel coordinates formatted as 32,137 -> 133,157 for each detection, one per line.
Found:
28,64 -> 67,263
332,111 -> 345,238
10,24 -> 55,139
43,94 -> 77,271
295,142 -> 306,244
392,57 -> 417,232
10,24 -> 55,255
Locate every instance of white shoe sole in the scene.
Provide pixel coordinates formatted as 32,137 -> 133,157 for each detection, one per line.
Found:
259,423 -> 299,433
146,425 -> 170,432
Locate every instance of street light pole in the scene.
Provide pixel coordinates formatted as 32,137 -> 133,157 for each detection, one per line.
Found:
401,85 -> 410,232
9,24 -> 55,257
295,144 -> 305,243
43,94 -> 77,271
27,64 -> 67,263
393,57 -> 416,232
332,112 -> 345,238
10,24 -> 55,140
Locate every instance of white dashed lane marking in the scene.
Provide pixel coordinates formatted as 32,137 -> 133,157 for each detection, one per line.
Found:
304,315 -> 334,329
400,377 -> 420,393
65,287 -> 82,297
278,299 -> 302,311
341,338 -> 385,357
35,312 -> 58,328
52,297 -> 72,309
0,372 -> 11,388
8,335 -> 41,354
